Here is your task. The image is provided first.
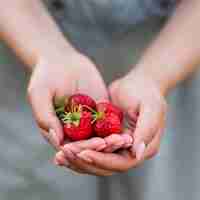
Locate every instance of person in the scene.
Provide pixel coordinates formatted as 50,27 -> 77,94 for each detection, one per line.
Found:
0,0 -> 200,195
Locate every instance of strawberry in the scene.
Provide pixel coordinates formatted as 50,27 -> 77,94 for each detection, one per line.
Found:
94,112 -> 122,137
96,102 -> 123,122
67,93 -> 96,111
62,111 -> 93,141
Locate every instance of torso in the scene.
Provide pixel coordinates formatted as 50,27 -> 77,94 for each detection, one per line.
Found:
44,0 -> 178,56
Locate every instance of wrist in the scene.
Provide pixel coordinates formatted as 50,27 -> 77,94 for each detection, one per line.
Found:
31,43 -> 79,72
128,66 -> 170,96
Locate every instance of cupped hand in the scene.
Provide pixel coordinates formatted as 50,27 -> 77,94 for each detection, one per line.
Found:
54,130 -> 133,176
27,51 -> 108,148
28,49 -> 133,176
59,69 -> 168,176
109,69 -> 167,162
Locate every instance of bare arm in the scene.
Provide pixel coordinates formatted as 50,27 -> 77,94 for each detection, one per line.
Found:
101,0 -> 200,172
132,0 -> 200,95
0,0 -> 75,69
0,1 -> 111,177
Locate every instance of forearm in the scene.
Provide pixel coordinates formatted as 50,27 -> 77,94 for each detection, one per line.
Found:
0,0 -> 75,69
132,0 -> 200,95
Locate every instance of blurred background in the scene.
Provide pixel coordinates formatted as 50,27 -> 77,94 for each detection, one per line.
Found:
0,16 -> 200,200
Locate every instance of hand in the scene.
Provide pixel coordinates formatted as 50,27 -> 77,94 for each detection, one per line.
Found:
62,69 -> 167,176
28,49 -> 133,176
55,130 -> 133,176
109,69 -> 167,162
27,50 -> 108,148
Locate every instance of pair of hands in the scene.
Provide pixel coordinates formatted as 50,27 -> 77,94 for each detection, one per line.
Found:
27,51 -> 167,176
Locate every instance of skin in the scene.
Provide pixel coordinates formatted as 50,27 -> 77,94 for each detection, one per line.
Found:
1,0 -> 200,176
0,0 -> 132,175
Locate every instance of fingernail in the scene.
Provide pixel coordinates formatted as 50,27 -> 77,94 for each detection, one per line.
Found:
134,142 -> 146,161
122,134 -> 133,148
96,144 -> 106,151
77,152 -> 93,163
62,147 -> 76,160
49,129 -> 60,147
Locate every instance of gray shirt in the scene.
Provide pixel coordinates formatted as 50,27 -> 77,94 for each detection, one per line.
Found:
2,1 -> 200,200
44,0 -> 178,56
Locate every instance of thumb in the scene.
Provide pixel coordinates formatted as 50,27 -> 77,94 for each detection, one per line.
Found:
109,79 -> 138,110
132,105 -> 161,161
27,88 -> 64,147
77,67 -> 109,102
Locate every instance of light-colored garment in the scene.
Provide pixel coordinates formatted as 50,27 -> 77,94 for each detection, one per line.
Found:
1,1 -> 200,200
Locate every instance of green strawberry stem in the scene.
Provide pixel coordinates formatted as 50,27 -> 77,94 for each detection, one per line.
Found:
82,105 -> 105,123
61,112 -> 81,126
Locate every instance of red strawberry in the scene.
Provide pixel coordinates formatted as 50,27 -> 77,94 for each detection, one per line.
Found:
63,111 -> 93,141
94,112 -> 122,137
67,93 -> 96,111
96,102 -> 123,122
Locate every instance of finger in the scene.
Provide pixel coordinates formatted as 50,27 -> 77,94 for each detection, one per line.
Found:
40,128 -> 61,151
77,67 -> 108,102
103,131 -> 133,153
126,117 -> 137,132
109,80 -> 139,111
120,130 -> 134,148
77,150 -> 137,172
132,104 -> 164,161
56,137 -> 106,166
55,151 -> 113,176
62,137 -> 106,157
27,88 -> 64,146
54,151 -> 86,174
68,158 -> 114,176
144,122 -> 165,160
103,134 -> 124,153
126,115 -> 137,128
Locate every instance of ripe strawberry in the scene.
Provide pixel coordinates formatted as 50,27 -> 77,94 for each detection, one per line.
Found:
96,102 -> 123,122
67,93 -> 96,111
94,112 -> 122,137
62,111 -> 93,141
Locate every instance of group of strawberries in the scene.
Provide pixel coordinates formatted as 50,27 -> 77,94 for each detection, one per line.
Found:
55,93 -> 124,141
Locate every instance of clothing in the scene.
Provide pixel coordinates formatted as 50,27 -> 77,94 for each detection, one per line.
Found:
1,1 -> 200,200
44,0 -> 177,56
